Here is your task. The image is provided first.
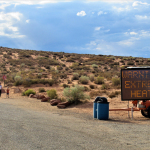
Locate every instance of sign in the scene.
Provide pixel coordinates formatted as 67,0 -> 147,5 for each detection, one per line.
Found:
121,67 -> 150,100
3,75 -> 6,80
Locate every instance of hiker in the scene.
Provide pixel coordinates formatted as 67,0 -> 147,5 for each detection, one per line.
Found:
6,87 -> 9,98
0,83 -> 2,97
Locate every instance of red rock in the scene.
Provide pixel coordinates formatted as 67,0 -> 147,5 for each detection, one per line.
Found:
50,99 -> 61,106
37,95 -> 45,99
41,97 -> 50,102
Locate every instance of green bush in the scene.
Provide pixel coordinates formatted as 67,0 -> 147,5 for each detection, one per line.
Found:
14,80 -> 22,86
63,84 -> 70,88
112,77 -> 120,86
79,76 -> 89,84
94,76 -> 104,84
89,74 -> 94,82
72,73 -> 79,80
24,89 -> 36,96
92,64 -> 98,68
39,88 -> 46,93
14,75 -> 22,81
47,89 -> 57,100
63,85 -> 90,104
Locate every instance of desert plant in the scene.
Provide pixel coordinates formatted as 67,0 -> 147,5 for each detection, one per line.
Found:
39,88 -> 46,93
92,64 -> 98,68
63,85 -> 90,104
72,73 -> 79,80
89,74 -> 94,82
24,89 -> 36,96
94,76 -> 104,84
79,76 -> 89,84
47,89 -> 57,100
112,77 -> 120,86
63,84 -> 70,88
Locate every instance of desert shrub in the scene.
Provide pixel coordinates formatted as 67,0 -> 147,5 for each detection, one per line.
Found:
67,80 -> 72,84
24,89 -> 36,96
92,64 -> 98,68
79,76 -> 89,84
112,77 -> 120,86
108,91 -> 120,98
63,85 -> 90,104
47,89 -> 57,100
14,75 -> 22,81
94,76 -> 104,84
14,80 -> 22,86
63,84 -> 70,88
127,61 -> 134,65
72,73 -> 79,80
39,88 -> 46,93
101,84 -> 110,90
89,84 -> 95,89
89,74 -> 94,82
84,86 -> 89,91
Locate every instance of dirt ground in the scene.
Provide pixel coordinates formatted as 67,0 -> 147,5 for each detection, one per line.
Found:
1,85 -> 150,124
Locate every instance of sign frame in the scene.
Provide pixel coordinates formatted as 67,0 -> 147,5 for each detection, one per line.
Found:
121,67 -> 150,101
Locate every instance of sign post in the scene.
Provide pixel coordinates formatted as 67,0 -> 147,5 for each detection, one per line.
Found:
3,75 -> 6,87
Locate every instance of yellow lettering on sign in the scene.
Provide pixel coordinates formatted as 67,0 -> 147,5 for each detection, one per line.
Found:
137,90 -> 141,97
137,81 -> 141,88
125,81 -> 130,88
142,81 -> 147,88
139,71 -> 144,78
131,90 -> 136,98
145,71 -> 149,78
133,71 -> 138,78
142,90 -> 147,97
130,81 -> 136,88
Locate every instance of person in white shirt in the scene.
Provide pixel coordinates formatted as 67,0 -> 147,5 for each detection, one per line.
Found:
0,83 -> 2,97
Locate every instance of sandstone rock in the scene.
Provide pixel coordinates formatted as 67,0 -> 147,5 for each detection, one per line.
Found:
41,97 -> 50,102
50,99 -> 61,106
57,101 -> 71,109
29,94 -> 34,98
37,95 -> 45,99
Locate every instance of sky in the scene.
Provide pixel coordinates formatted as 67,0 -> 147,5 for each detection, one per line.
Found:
0,0 -> 150,58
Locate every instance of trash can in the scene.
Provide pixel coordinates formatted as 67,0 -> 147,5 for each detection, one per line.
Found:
93,97 -> 102,119
97,97 -> 109,120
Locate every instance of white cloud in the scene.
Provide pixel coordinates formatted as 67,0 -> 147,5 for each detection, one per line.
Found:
135,15 -> 148,19
132,1 -> 150,7
113,6 -> 130,12
92,12 -> 95,14
26,19 -> 30,23
97,11 -> 107,15
0,3 -> 11,10
0,12 -> 25,38
130,32 -> 137,35
98,11 -> 103,15
95,27 -> 101,30
77,11 -> 86,17
118,37 -> 139,46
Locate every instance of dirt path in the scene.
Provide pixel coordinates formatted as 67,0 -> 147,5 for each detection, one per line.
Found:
0,96 -> 150,150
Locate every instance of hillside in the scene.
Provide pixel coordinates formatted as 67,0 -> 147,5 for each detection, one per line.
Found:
0,46 -> 150,120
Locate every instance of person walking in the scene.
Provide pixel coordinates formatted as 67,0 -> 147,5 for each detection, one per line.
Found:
0,83 -> 2,97
6,87 -> 9,98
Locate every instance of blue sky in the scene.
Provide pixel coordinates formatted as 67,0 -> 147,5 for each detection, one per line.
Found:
0,0 -> 150,58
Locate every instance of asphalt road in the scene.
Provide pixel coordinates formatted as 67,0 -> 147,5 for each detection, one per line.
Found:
0,100 -> 150,150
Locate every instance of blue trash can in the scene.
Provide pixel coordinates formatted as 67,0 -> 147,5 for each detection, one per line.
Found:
93,101 -> 97,119
97,101 -> 109,120
93,97 -> 102,119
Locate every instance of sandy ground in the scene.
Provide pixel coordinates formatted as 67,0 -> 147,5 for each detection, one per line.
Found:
0,90 -> 150,124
